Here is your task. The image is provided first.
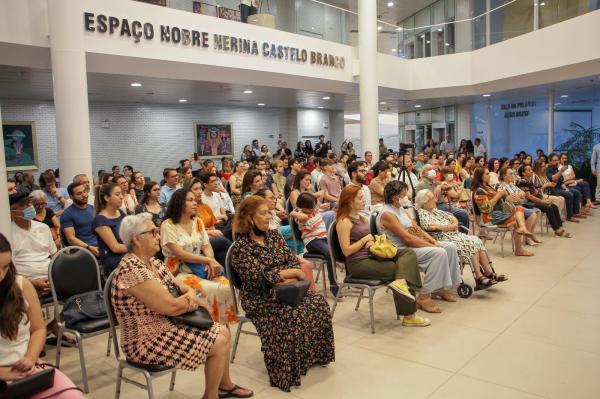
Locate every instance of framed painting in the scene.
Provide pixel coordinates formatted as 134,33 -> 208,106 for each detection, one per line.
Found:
194,123 -> 233,159
3,121 -> 38,171
193,1 -> 218,17
134,0 -> 167,6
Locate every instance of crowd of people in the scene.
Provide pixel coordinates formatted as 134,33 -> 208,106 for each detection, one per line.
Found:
3,135 -> 597,397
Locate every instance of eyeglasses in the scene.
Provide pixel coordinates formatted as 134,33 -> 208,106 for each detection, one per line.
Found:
139,228 -> 159,237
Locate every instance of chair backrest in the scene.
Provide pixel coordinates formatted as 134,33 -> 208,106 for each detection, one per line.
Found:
369,211 -> 379,235
290,217 -> 303,243
285,197 -> 293,214
471,191 -> 482,216
103,269 -> 122,360
49,246 -> 102,303
327,221 -> 347,274
224,246 -> 243,315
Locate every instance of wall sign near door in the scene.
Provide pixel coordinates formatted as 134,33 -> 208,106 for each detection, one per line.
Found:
83,12 -> 346,70
501,101 -> 536,118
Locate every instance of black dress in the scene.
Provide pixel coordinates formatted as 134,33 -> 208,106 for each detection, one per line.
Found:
230,231 -> 335,392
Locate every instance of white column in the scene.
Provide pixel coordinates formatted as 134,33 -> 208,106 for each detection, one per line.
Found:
48,0 -> 93,186
0,105 -> 11,238
548,91 -> 554,153
358,0 -> 379,159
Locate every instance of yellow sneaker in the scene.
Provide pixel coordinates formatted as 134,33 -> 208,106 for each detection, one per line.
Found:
388,279 -> 415,303
402,314 -> 432,327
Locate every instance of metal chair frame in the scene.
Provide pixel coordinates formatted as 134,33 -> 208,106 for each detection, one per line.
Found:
103,270 -> 177,399
48,246 -> 112,393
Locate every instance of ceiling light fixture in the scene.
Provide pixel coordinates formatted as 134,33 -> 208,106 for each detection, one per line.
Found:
554,102 -> 561,106
414,104 -> 422,108
318,106 -> 325,109
444,43 -> 450,46
387,1 -> 394,7
391,49 -> 396,52
437,28 -> 443,32
243,90 -> 253,94
396,27 -> 403,31
426,40 -> 431,44
482,94 -> 491,97
377,26 -> 382,31
560,94 -> 568,98
130,82 -> 142,87
178,99 -> 187,103
380,101 -> 387,105
322,96 -> 331,100
257,103 -> 265,106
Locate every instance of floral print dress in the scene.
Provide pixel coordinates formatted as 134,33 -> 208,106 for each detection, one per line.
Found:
160,217 -> 237,325
230,231 -> 335,392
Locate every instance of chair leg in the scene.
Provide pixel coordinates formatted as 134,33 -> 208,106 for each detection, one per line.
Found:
144,371 -> 155,399
320,260 -> 327,299
368,288 -> 376,334
500,231 -> 505,258
76,333 -> 90,393
169,370 -> 177,391
330,285 -> 343,316
55,327 -> 63,368
114,363 -> 123,399
230,321 -> 244,363
355,288 -> 365,311
106,331 -> 112,357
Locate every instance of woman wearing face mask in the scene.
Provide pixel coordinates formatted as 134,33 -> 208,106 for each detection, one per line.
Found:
439,166 -> 465,209
230,196 -> 334,392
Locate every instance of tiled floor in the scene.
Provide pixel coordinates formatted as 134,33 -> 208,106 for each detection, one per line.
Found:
47,214 -> 600,399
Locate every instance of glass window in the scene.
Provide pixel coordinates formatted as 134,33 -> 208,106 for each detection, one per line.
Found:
446,0 -> 455,20
472,0 -> 487,50
445,106 -> 456,122
554,110 -> 592,150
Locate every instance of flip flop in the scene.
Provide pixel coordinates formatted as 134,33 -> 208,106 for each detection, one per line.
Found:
218,385 -> 254,399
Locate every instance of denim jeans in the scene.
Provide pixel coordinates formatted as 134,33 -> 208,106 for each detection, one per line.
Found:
550,188 -> 580,218
306,238 -> 339,295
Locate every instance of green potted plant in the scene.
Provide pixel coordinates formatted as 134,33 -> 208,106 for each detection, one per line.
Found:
554,123 -> 600,179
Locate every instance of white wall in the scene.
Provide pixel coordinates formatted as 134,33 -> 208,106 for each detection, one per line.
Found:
0,100 -> 297,181
297,109 -> 330,143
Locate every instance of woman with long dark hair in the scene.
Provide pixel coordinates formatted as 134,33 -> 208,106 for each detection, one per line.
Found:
135,181 -> 166,227
304,140 -> 314,156
0,233 -> 83,397
241,169 -> 263,198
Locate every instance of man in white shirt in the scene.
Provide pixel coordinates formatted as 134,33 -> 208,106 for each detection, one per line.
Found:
9,193 -> 57,289
347,161 -> 371,209
397,156 -> 420,199
200,172 -> 235,241
473,138 -> 487,159
439,133 -> 455,157
311,158 -> 324,188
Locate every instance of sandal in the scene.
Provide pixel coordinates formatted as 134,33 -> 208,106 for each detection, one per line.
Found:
475,275 -> 495,287
487,272 -> 508,282
218,384 -> 254,398
515,250 -> 534,257
515,228 -> 534,238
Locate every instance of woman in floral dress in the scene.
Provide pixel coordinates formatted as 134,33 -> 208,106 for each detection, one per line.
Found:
230,196 -> 335,392
160,188 -> 237,325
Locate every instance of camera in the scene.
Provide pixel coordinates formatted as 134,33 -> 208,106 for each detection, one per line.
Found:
398,142 -> 416,156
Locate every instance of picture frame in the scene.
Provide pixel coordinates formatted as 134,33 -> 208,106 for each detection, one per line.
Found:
194,123 -> 233,159
2,121 -> 39,171
218,6 -> 241,22
193,1 -> 218,17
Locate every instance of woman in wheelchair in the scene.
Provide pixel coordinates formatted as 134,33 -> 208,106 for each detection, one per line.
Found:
414,190 -> 507,287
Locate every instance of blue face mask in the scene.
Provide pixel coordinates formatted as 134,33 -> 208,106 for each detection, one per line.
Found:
22,206 -> 37,220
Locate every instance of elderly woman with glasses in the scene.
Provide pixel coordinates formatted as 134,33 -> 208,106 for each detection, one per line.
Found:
414,190 -> 506,287
112,213 -> 253,399
29,190 -> 62,248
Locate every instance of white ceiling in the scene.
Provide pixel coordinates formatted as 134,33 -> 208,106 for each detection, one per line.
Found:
320,0 -> 438,25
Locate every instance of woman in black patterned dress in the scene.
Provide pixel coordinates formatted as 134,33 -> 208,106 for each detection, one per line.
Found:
230,196 -> 335,392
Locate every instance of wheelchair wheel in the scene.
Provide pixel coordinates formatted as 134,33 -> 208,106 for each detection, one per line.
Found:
457,283 -> 473,298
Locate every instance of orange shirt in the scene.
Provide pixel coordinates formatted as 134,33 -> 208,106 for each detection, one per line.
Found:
197,203 -> 216,230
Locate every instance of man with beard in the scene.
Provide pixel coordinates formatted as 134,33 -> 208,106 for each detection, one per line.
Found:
347,161 -> 371,209
60,181 -> 99,256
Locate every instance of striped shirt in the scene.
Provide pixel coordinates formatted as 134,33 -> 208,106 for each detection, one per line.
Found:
298,210 -> 327,245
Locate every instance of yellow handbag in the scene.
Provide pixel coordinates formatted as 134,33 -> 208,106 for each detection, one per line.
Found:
369,234 -> 398,260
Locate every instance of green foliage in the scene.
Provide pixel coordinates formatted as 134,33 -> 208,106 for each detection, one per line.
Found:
555,123 -> 600,178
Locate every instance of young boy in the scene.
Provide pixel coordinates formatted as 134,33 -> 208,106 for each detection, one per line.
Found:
295,192 -> 339,296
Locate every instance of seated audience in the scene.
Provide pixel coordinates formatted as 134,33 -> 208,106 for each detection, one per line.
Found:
347,161 -> 372,209
179,166 -> 193,188
369,161 -> 390,206
546,153 -> 584,221
0,233 -> 84,398
378,181 -> 461,313
289,170 -> 327,210
228,161 -> 245,209
131,171 -> 145,201
241,169 -> 263,199
415,190 -> 506,287
336,185 -> 431,325
111,214 -> 252,399
472,167 -> 535,256
115,175 -> 137,215
230,196 -> 334,391
7,178 -> 18,195
160,188 -> 235,325
531,159 -> 567,220
38,172 -> 69,217
496,167 -> 542,246
416,165 -> 469,230
294,192 -> 339,296
560,153 -> 596,210
318,158 -> 342,208
16,172 -> 40,195
284,158 -> 303,199
30,190 -> 61,249
201,173 -> 233,239
188,178 -> 232,266
135,181 -> 167,227
93,182 -> 127,275
310,157 -> 324,187
60,182 -> 99,255
517,165 -> 570,237
159,167 -> 180,206
487,158 -> 500,186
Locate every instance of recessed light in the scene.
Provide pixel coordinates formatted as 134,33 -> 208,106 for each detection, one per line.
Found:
445,43 -> 450,46
391,49 -> 396,52
178,99 -> 187,103
378,26 -> 382,31
257,103 -> 265,106
243,90 -> 253,94
380,101 -> 387,105
414,104 -> 422,108
318,106 -> 325,109
560,94 -> 568,98
311,26 -> 315,30
540,2 -> 546,5
554,102 -> 561,106
437,28 -> 443,32
396,27 -> 403,31
387,1 -> 394,7
130,82 -> 142,87
426,40 -> 431,44
322,96 -> 331,100
421,34 -> 425,38
483,94 -> 491,97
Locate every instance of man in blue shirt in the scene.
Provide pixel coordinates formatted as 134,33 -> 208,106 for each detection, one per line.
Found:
159,167 -> 180,206
39,172 -> 70,216
546,153 -> 582,221
60,181 -> 99,256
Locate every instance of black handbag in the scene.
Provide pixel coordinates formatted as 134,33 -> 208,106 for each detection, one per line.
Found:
0,365 -> 55,399
62,290 -> 107,326
167,284 -> 214,330
260,267 -> 309,307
